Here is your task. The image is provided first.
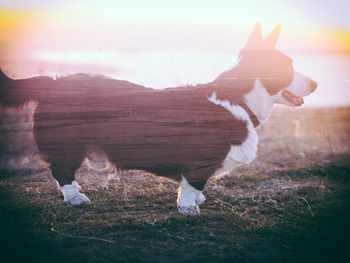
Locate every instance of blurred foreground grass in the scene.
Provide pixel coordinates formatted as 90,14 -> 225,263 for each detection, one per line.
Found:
0,106 -> 350,262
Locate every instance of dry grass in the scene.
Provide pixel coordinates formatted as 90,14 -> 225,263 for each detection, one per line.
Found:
1,106 -> 350,262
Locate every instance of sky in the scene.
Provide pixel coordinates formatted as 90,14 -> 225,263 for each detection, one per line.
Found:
0,0 -> 349,99
1,0 -> 349,55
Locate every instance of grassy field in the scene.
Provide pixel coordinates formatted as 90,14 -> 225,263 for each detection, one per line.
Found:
0,106 -> 350,262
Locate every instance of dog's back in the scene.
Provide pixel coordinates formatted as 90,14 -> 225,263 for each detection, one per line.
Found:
0,23 -> 317,213
1,71 -> 249,187
29,77 -> 248,186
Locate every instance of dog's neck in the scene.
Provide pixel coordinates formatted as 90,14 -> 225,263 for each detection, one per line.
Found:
244,79 -> 273,122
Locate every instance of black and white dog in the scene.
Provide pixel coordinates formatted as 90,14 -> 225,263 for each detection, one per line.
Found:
0,23 -> 317,214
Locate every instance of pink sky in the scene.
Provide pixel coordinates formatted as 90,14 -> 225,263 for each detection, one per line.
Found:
0,1 -> 349,106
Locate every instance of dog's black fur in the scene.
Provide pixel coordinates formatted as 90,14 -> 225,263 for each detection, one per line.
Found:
0,43 -> 303,190
0,69 -> 252,189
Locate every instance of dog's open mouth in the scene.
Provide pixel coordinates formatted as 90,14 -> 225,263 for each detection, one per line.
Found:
282,90 -> 304,106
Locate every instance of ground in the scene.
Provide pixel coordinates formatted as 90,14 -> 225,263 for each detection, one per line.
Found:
0,106 -> 349,262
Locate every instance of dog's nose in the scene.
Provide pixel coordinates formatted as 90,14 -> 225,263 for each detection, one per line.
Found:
310,80 -> 317,92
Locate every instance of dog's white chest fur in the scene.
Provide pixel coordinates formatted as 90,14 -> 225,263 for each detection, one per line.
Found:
208,92 -> 259,176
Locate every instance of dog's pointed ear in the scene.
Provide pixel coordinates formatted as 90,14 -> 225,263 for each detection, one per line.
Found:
243,22 -> 263,49
262,23 -> 281,48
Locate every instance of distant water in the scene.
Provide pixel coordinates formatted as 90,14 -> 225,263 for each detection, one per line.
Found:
287,50 -> 350,107
1,50 -> 349,107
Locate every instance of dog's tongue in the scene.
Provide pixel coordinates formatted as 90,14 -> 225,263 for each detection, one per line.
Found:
282,90 -> 304,106
291,95 -> 304,106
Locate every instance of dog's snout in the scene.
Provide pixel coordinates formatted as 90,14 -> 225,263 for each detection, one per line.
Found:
310,80 -> 317,92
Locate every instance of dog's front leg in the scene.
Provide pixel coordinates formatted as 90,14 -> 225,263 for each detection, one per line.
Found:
177,176 -> 206,215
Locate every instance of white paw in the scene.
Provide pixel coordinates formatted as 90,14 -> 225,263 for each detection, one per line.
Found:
178,205 -> 200,215
66,192 -> 91,206
72,180 -> 82,190
196,192 -> 206,205
60,180 -> 91,206
177,176 -> 206,215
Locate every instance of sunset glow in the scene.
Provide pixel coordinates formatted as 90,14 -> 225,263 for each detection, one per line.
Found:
0,1 -> 349,106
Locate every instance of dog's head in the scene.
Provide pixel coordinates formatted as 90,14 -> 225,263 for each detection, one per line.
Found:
214,23 -> 317,107
242,23 -> 317,107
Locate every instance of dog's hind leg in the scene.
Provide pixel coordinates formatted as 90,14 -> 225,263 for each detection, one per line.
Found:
51,160 -> 90,206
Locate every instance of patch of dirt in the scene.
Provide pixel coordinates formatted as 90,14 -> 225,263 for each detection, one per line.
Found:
1,107 -> 350,262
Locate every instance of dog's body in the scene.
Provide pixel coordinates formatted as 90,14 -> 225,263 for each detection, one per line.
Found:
0,23 -> 316,213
